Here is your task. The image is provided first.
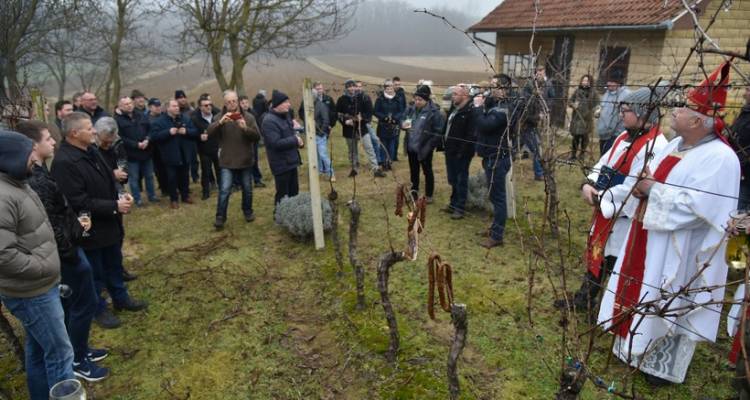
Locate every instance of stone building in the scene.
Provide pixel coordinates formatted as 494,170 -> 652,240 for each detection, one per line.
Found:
469,0 -> 749,123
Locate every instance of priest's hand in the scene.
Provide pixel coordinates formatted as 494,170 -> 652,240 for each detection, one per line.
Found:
634,167 -> 655,198
581,184 -> 598,206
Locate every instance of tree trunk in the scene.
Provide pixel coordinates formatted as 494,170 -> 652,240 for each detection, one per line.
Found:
377,251 -> 406,363
228,35 -> 246,96
210,47 -> 230,91
6,59 -> 22,101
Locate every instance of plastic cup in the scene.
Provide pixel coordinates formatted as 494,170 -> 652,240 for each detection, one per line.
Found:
49,379 -> 86,400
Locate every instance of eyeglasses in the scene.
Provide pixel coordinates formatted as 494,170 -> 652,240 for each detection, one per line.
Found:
202,103 -> 213,107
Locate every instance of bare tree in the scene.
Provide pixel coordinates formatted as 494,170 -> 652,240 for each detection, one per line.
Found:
171,0 -> 356,96
0,0 -> 70,101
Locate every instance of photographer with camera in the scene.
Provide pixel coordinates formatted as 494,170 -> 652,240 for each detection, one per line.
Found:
207,90 -> 261,229
150,99 -> 199,209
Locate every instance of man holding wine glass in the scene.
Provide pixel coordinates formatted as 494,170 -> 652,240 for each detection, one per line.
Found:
52,112 -> 148,332
17,120 -> 110,382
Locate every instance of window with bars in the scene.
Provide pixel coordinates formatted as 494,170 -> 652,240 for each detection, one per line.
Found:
503,54 -> 534,79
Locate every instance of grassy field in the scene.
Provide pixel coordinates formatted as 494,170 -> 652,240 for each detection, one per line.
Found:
3,55 -> 739,399
0,128 -> 739,399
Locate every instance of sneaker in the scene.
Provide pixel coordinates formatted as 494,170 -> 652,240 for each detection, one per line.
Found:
254,181 -> 266,188
450,211 -> 464,220
373,169 -> 386,178
113,297 -> 148,312
73,358 -> 110,382
94,310 -> 121,329
244,213 -> 256,223
214,217 -> 225,230
148,196 -> 160,203
87,348 -> 109,362
122,269 -> 138,282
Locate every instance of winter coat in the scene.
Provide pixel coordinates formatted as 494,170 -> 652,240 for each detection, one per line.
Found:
28,163 -> 84,265
568,86 -> 597,137
473,104 -> 510,160
149,113 -> 199,167
596,86 -> 631,140
261,111 -> 301,176
206,109 -> 261,170
115,111 -> 153,161
404,101 -> 444,161
253,95 -> 269,120
395,87 -> 407,111
373,94 -> 404,139
336,93 -> 372,139
299,95 -> 335,136
731,105 -> 750,178
441,101 -> 476,158
51,141 -> 123,250
0,131 -> 61,298
81,106 -> 110,125
190,108 -> 220,156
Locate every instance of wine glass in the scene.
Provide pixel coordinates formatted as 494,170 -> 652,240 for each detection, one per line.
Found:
78,211 -> 91,238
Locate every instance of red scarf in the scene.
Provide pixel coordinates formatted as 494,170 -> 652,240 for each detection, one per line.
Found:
611,152 -> 683,338
585,127 -> 661,278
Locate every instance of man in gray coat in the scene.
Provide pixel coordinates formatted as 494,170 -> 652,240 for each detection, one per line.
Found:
0,130 -> 74,399
595,70 -> 631,155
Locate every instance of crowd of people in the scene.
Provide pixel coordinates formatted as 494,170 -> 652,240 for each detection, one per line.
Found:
2,58 -> 750,398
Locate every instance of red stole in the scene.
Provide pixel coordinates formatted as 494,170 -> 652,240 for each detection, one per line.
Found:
585,127 -> 661,278
612,152 -> 683,338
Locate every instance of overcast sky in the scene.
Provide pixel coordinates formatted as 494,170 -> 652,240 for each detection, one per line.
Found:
400,0 -> 499,19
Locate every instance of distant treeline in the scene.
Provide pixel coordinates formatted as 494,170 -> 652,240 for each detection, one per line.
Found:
315,0 -> 476,55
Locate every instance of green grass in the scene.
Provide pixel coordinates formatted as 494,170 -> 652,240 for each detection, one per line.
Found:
0,131 -> 737,399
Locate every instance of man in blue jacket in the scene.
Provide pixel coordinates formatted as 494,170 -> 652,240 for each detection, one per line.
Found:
150,99 -> 199,209
115,96 -> 158,207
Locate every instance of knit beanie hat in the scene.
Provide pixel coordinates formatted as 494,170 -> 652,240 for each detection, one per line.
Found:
621,85 -> 667,125
271,90 -> 289,108
414,85 -> 432,101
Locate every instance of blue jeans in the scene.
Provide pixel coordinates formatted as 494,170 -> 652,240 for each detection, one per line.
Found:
378,135 -> 398,166
445,153 -> 473,213
521,127 -> 544,178
60,248 -> 97,363
128,159 -> 156,203
315,135 -> 333,176
1,286 -> 74,400
483,156 -> 511,240
217,167 -> 253,219
84,244 -> 130,315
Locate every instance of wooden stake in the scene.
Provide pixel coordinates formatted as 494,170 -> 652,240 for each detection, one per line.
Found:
302,78 -> 324,249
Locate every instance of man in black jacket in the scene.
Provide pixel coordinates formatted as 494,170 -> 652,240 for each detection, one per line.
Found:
191,97 -> 220,199
17,120 -> 110,381
336,79 -> 385,178
402,85 -> 443,202
732,86 -> 750,209
79,92 -> 109,125
473,94 -> 511,249
440,84 -> 476,219
261,90 -> 304,209
55,100 -> 74,130
115,96 -> 158,206
52,112 -> 147,330
150,99 -> 200,208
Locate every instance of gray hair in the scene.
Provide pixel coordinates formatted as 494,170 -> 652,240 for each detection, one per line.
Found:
61,112 -> 91,138
687,109 -> 715,132
383,79 -> 393,87
223,89 -> 238,100
94,116 -> 119,137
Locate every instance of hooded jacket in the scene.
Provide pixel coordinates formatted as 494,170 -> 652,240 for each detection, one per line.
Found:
0,130 -> 61,298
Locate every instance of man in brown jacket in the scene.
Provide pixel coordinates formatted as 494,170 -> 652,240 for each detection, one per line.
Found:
208,90 -> 261,229
0,130 -> 75,399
